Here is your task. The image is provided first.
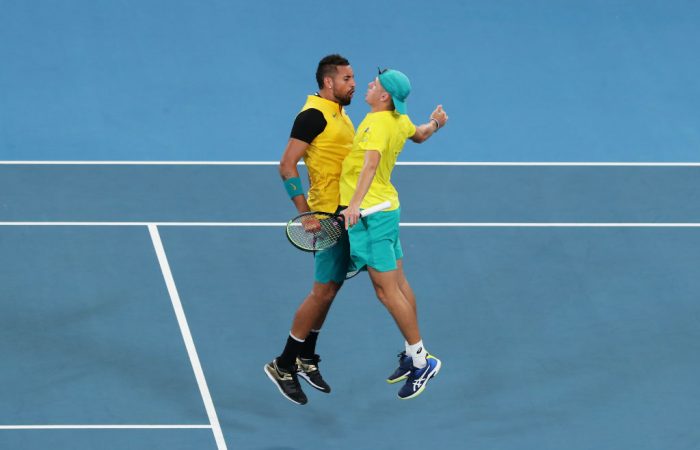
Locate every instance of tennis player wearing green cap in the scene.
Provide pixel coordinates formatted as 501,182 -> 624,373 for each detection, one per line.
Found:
340,68 -> 448,399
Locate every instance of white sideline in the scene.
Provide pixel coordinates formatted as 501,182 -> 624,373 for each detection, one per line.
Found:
148,225 -> 228,450
0,425 -> 211,430
1,222 -> 699,227
1,161 -> 699,166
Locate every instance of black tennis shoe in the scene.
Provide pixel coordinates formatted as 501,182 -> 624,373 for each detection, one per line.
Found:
264,359 -> 308,405
296,354 -> 331,393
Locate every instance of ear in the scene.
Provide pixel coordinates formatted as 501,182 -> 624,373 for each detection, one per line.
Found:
324,76 -> 334,90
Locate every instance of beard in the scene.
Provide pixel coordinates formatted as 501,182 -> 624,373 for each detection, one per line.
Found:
335,89 -> 354,106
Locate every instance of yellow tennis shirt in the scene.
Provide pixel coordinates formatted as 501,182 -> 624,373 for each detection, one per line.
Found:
340,111 -> 416,210
300,95 -> 355,213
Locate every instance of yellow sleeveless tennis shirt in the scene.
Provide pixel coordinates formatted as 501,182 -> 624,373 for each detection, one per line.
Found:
340,111 -> 416,210
300,95 -> 355,213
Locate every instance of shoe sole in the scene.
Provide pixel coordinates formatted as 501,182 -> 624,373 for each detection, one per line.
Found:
386,372 -> 410,384
398,359 -> 442,400
263,364 -> 307,405
297,371 -> 331,393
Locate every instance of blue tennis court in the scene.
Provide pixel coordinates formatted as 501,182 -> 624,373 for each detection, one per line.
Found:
1,163 -> 699,449
2,0 -> 700,448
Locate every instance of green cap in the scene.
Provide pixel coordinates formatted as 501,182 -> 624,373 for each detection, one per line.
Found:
378,69 -> 411,114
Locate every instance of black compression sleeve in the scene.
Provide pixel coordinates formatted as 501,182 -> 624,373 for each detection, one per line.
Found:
290,108 -> 327,144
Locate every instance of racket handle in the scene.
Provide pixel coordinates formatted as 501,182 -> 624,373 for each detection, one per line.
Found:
360,201 -> 391,217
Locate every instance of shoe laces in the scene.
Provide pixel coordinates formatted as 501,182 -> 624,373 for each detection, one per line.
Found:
278,366 -> 303,392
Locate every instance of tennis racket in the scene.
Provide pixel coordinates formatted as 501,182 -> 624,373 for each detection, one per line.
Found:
286,201 -> 391,252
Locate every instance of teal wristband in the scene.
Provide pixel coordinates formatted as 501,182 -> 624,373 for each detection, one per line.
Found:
284,177 -> 303,198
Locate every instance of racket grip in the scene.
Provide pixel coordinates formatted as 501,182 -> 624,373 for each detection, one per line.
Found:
360,201 -> 391,217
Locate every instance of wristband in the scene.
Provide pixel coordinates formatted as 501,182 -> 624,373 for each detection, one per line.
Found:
284,177 -> 303,198
430,118 -> 440,131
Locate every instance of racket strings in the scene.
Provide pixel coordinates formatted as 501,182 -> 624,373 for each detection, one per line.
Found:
287,214 -> 344,251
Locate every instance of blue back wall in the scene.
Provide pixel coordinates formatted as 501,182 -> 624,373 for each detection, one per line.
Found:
1,0 -> 698,161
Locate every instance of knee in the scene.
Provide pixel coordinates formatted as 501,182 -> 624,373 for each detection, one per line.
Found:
309,284 -> 339,305
373,285 -> 396,306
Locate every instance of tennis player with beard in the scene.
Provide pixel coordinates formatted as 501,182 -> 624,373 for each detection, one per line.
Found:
264,54 -> 356,405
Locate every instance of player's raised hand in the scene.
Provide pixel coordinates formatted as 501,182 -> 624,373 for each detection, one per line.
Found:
430,105 -> 448,129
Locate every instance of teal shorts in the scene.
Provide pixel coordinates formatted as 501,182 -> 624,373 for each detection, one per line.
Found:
347,208 -> 403,272
313,231 -> 352,284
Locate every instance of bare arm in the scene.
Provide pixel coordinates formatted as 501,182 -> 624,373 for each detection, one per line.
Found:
279,138 -> 311,214
340,150 -> 380,229
410,104 -> 449,143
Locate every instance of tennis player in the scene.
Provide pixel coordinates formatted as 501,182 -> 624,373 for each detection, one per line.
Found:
264,55 -> 356,405
339,68 -> 448,399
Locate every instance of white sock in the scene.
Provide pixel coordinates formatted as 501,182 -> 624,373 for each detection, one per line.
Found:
406,340 -> 427,369
405,340 -> 428,358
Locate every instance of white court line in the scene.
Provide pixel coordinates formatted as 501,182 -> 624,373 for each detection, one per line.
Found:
399,223 -> 700,227
0,222 -> 287,227
148,225 -> 228,450
0,161 -> 281,165
0,425 -> 211,430
0,161 -> 699,166
1,222 -> 700,227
